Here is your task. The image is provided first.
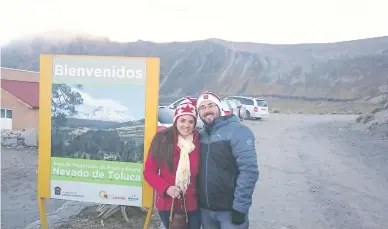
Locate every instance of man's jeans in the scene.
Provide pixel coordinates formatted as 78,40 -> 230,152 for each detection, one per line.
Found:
200,208 -> 249,229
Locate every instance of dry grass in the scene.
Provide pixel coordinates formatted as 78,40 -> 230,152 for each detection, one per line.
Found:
57,206 -> 161,229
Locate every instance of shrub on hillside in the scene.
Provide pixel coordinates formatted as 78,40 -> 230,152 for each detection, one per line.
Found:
372,107 -> 383,114
356,114 -> 374,124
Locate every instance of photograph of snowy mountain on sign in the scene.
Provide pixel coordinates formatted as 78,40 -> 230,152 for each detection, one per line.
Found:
50,83 -> 146,163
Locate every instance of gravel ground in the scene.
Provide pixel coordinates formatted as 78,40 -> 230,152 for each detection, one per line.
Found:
1,147 -> 59,229
249,114 -> 388,229
2,113 -> 388,229
0,148 -> 90,229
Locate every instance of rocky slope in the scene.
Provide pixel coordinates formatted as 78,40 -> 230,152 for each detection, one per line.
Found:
354,100 -> 388,138
1,32 -> 388,100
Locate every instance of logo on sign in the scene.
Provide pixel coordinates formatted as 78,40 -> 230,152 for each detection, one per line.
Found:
99,190 -> 127,201
54,186 -> 62,195
128,194 -> 139,201
99,191 -> 108,199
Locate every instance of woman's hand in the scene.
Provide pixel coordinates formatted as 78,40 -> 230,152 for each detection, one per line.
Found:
166,186 -> 181,199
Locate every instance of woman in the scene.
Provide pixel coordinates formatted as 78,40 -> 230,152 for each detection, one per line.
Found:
143,99 -> 201,229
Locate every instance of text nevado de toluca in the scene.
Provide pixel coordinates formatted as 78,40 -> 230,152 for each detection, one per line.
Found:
54,64 -> 143,79
52,162 -> 142,182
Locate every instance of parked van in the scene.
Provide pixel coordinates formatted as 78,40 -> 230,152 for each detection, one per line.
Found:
221,98 -> 247,120
227,96 -> 269,120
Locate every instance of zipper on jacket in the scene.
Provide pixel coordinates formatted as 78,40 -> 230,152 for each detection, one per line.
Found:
205,135 -> 210,209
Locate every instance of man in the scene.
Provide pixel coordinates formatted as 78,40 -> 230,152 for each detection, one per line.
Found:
196,91 -> 259,229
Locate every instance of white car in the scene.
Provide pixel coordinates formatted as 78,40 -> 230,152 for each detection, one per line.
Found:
233,99 -> 248,120
221,98 -> 246,120
227,96 -> 269,120
166,96 -> 198,111
159,99 -> 204,130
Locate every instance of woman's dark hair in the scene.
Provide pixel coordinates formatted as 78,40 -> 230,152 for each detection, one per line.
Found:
149,124 -> 177,172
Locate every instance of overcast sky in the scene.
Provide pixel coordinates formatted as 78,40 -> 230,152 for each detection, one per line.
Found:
1,0 -> 387,45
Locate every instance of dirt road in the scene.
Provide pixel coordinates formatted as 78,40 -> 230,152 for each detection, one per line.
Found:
2,114 -> 388,229
1,147 -> 93,229
249,114 -> 388,229
1,147 -> 70,229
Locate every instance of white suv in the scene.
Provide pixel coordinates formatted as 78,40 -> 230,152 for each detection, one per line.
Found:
227,96 -> 269,120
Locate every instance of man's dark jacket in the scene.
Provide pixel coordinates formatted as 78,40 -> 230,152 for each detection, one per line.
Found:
198,114 -> 259,214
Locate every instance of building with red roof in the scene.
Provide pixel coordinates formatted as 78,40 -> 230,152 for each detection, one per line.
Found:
1,67 -> 40,130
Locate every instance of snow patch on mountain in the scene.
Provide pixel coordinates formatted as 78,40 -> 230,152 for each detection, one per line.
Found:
70,87 -> 135,122
75,106 -> 134,122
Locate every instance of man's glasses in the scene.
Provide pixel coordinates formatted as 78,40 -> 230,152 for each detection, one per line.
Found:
198,103 -> 217,111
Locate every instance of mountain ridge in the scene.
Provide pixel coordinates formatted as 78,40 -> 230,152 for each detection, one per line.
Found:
1,32 -> 388,101
73,105 -> 134,123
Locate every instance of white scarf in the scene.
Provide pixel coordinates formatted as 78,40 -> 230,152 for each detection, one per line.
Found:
175,134 -> 195,194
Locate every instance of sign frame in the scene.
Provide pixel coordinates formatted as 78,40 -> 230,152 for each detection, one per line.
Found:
37,54 -> 160,229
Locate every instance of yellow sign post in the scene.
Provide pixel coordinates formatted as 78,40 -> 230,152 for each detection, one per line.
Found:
38,54 -> 159,229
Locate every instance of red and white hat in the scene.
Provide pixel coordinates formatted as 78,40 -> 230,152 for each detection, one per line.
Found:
197,91 -> 225,115
173,98 -> 198,123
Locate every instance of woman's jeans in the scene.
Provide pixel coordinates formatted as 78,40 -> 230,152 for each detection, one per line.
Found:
158,210 -> 201,229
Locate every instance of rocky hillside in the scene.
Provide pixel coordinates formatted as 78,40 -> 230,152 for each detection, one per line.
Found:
354,100 -> 388,139
2,32 -> 388,100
